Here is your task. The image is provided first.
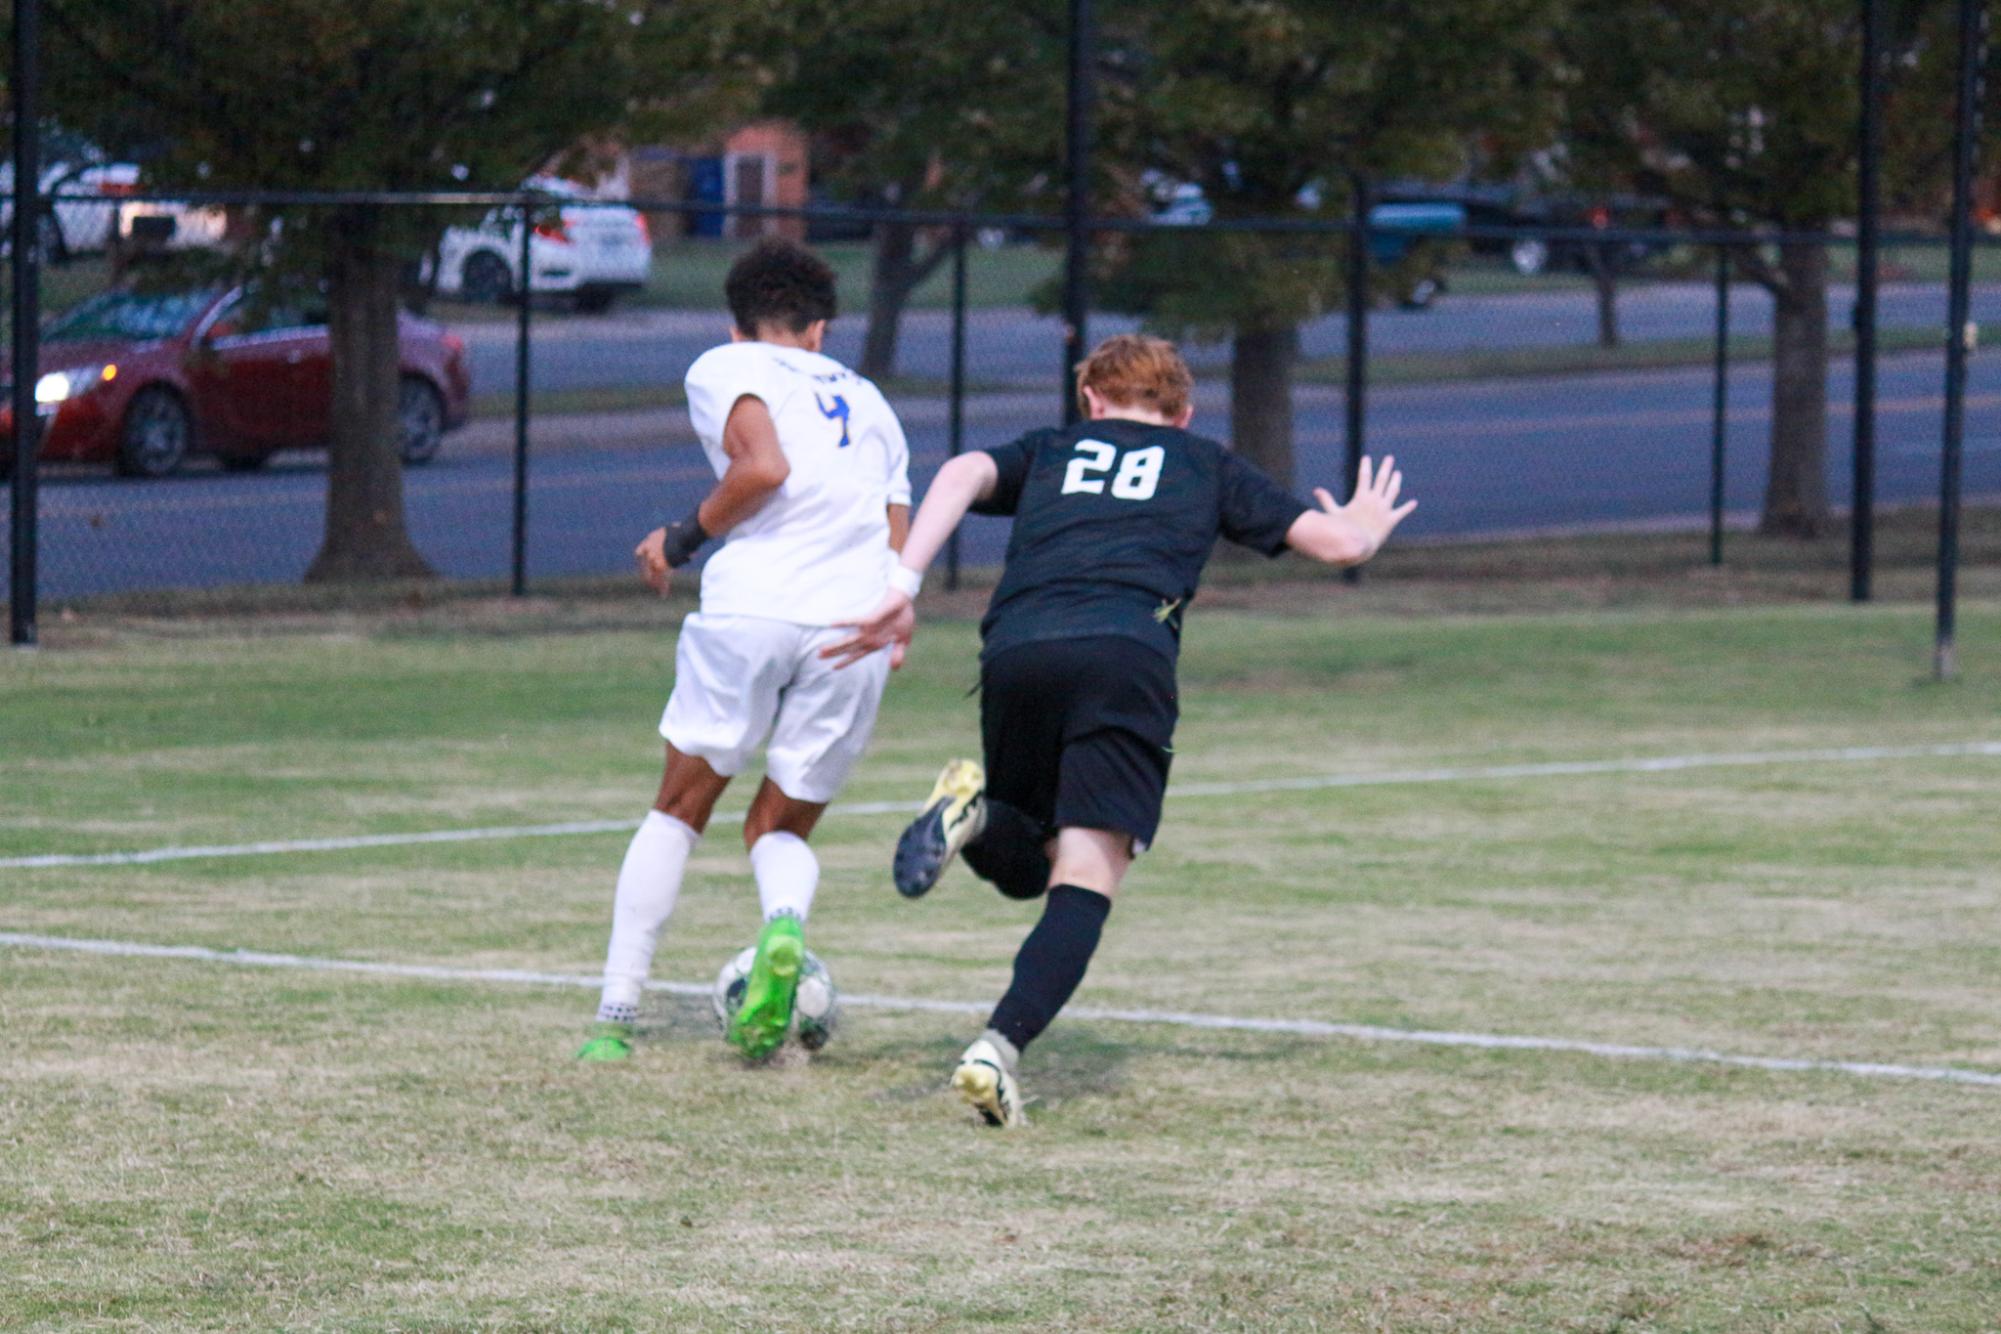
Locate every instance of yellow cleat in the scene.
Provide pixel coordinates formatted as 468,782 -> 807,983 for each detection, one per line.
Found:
892,758 -> 986,899
952,1037 -> 1027,1128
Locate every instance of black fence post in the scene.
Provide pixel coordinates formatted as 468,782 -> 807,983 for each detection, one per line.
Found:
946,222 -> 968,592
511,199 -> 532,598
1061,0 -> 1094,424
1342,176 -> 1371,586
8,0 -> 42,648
1936,0 -> 1985,682
1710,246 -> 1730,567
1852,0 -> 1883,602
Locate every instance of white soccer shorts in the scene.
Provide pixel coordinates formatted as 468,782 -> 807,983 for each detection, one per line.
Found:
660,612 -> 892,803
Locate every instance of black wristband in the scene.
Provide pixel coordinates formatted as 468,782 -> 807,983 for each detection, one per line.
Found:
660,506 -> 712,569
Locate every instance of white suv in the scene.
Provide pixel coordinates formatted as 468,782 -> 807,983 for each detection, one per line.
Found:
0,159 -> 142,261
434,176 -> 652,311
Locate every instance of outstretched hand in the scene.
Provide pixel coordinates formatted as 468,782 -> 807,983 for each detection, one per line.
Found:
819,589 -> 915,670
1315,454 -> 1416,560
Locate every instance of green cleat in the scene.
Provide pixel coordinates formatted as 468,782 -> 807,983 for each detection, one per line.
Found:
729,915 -> 805,1060
576,1020 -> 634,1063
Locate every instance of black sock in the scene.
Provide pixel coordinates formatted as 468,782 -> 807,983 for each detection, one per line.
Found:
963,799 -> 1052,900
987,884 -> 1111,1053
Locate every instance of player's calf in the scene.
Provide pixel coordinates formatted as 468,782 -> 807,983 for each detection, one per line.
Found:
950,882 -> 1111,1125
960,797 -> 1055,900
986,882 -> 1112,1049
580,808 -> 703,1062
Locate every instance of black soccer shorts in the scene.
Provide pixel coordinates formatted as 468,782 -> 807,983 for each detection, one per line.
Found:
978,635 -> 1178,849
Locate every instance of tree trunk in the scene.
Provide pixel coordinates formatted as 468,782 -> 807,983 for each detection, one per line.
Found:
306,207 -> 434,583
1228,324 -> 1299,485
861,220 -> 920,380
1586,245 -> 1621,348
860,220 -> 956,380
1760,239 -> 1831,537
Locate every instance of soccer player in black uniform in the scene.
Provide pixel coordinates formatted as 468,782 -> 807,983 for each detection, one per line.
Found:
821,334 -> 1416,1126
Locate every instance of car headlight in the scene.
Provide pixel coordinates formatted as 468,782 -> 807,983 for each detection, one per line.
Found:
34,364 -> 115,406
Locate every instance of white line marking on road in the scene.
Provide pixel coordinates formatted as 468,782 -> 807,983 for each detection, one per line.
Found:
1367,390 -> 2001,443
4,930 -> 1996,1090
6,741 -> 1998,871
39,462 -> 723,521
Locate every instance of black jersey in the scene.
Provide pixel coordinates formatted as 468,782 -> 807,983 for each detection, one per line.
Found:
971,418 -> 1309,663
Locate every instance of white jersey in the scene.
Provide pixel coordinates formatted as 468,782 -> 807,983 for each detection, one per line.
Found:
683,341 -> 911,625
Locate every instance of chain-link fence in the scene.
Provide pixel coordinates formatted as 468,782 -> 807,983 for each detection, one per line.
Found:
2,192 -> 1992,615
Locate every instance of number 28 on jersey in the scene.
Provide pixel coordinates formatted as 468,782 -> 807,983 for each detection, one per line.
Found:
1061,438 -> 1164,501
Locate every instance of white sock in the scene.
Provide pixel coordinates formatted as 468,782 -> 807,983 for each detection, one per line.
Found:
750,831 -> 819,925
597,811 -> 700,1021
977,1028 -> 1021,1073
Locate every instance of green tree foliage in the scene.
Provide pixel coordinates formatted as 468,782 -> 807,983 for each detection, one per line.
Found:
758,0 -> 1069,378
1094,0 -> 1562,484
39,0 -> 734,579
1559,0 -> 1974,537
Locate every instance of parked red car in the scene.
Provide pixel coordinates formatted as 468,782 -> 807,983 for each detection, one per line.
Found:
1,284 -> 471,478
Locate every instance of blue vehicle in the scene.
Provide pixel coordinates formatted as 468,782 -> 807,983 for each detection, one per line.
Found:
1366,201 -> 1466,261
1145,176 -> 1466,309
1365,201 -> 1466,309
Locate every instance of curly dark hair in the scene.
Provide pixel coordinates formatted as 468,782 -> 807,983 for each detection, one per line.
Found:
724,237 -> 838,335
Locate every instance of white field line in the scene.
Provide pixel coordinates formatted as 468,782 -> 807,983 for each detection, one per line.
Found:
4,740 -> 1999,872
4,930 -> 1998,1091
0,802 -> 897,870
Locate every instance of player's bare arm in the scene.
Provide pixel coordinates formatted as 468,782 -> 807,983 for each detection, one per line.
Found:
1284,454 -> 1417,566
876,502 -> 914,668
634,394 -> 791,594
819,451 -> 998,667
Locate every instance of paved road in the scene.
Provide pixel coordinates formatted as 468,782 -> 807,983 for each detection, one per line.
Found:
10,347 -> 1996,603
460,282 -> 2001,397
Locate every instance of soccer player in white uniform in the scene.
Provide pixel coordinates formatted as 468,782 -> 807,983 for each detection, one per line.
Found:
577,238 -> 915,1063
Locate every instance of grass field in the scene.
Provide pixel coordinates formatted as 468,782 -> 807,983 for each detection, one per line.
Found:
1299,325 -> 1946,389
4,595 -> 2001,1330
635,239 -> 1062,314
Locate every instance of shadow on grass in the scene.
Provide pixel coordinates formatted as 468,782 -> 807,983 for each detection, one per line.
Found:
633,992 -> 721,1043
856,1029 -> 1144,1111
1030,1028 -> 1140,1105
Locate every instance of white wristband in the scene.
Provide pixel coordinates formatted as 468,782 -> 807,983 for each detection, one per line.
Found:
887,564 -> 923,599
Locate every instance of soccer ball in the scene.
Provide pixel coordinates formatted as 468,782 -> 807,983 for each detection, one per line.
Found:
711,945 -> 841,1052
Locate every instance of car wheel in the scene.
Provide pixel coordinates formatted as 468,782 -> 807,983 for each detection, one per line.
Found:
398,377 -> 445,466
1509,236 -> 1550,277
116,387 -> 193,478
460,250 -> 514,305
34,214 -> 63,264
2,213 -> 63,264
575,289 -> 616,314
1399,276 -> 1442,310
219,451 -> 271,473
